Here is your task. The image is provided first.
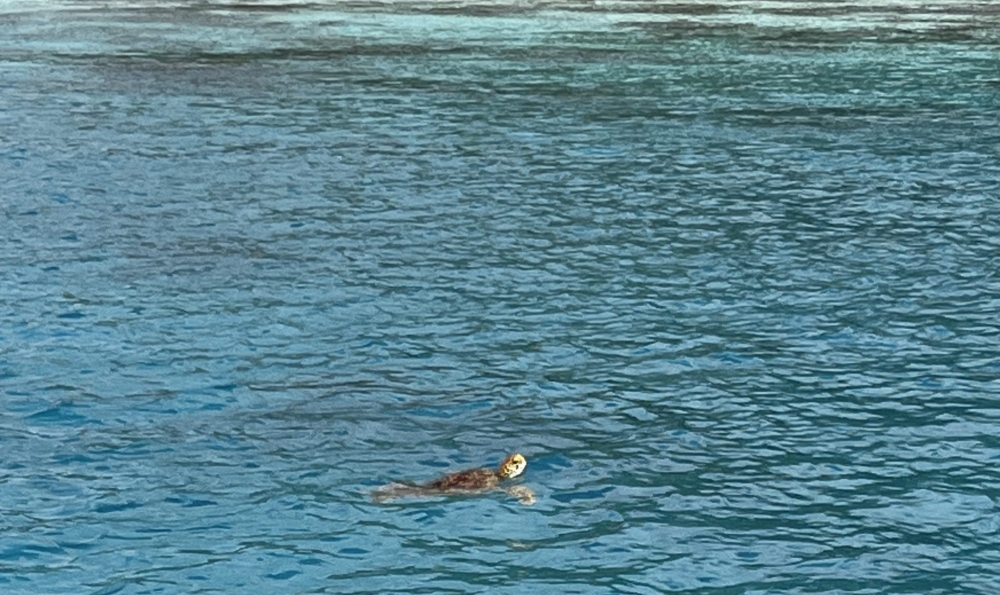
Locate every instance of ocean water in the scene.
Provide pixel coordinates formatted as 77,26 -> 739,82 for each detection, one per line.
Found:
2,1 -> 1000,593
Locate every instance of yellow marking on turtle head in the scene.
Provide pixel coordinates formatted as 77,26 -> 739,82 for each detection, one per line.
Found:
498,453 -> 527,479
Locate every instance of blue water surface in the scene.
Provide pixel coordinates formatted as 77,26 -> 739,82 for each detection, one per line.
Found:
2,1 -> 1000,594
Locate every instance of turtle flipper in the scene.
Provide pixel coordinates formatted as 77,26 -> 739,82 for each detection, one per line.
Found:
371,481 -> 424,503
504,485 -> 536,506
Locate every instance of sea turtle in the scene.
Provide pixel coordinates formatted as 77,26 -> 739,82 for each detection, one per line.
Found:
372,453 -> 535,505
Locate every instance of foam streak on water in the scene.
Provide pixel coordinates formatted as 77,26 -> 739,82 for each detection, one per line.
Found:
1,2 -> 1000,594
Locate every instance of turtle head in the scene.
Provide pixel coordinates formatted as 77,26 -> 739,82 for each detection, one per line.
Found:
498,453 -> 527,479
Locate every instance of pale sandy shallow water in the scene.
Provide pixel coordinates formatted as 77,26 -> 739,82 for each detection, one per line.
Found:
2,2 -> 1000,594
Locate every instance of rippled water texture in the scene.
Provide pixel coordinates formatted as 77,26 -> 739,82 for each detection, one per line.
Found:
2,1 -> 1000,593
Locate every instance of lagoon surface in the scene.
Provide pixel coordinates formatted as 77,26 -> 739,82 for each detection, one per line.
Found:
2,1 -> 1000,593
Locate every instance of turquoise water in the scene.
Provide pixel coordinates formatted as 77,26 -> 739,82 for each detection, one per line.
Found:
2,1 -> 1000,593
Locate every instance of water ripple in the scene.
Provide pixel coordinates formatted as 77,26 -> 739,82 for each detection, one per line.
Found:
3,2 -> 1000,594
